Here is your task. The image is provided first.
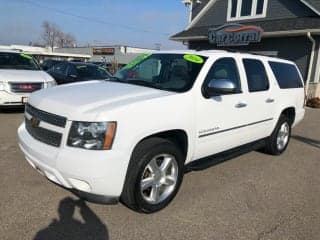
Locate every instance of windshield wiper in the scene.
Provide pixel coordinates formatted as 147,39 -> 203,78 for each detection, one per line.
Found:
107,78 -> 158,88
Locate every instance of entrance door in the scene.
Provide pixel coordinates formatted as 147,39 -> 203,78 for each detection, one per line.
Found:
194,57 -> 252,160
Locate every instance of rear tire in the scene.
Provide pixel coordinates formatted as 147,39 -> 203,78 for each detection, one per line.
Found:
264,115 -> 291,155
121,137 -> 184,213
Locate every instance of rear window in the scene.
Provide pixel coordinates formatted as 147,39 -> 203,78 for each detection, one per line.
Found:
269,61 -> 303,89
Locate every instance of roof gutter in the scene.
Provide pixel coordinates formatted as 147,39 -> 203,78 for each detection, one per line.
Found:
306,32 -> 316,94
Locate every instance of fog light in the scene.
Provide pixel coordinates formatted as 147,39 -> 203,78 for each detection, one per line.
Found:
69,178 -> 91,192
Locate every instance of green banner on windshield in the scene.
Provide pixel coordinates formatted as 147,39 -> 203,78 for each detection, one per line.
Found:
123,53 -> 152,70
183,54 -> 204,64
20,53 -> 33,60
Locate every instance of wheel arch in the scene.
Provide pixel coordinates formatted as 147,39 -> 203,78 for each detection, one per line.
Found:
280,107 -> 296,126
132,129 -> 189,162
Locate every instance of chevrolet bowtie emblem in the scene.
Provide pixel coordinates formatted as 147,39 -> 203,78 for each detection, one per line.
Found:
30,117 -> 40,127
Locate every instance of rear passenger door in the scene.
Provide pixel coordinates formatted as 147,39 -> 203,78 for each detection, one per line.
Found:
241,58 -> 277,139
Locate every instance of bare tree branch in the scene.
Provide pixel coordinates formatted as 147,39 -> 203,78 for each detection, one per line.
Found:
41,21 -> 76,50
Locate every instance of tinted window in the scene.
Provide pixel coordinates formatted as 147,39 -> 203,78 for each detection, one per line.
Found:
231,0 -> 238,17
0,52 -> 40,70
256,0 -> 265,14
74,64 -> 111,80
269,61 -> 303,89
52,63 -> 68,75
241,0 -> 253,16
243,59 -> 269,92
204,58 -> 242,93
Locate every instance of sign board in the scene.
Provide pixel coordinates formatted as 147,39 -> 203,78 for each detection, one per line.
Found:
92,48 -> 115,55
208,24 -> 263,46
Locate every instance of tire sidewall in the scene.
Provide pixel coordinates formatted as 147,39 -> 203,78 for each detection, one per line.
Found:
271,116 -> 292,155
133,141 -> 184,213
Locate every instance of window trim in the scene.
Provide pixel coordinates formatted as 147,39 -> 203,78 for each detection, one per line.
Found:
242,58 -> 270,93
201,57 -> 243,98
227,0 -> 268,22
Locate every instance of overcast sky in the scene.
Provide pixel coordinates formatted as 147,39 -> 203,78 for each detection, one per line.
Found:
0,0 -> 189,49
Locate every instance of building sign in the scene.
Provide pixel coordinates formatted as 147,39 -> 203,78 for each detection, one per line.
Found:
208,24 -> 263,46
92,48 -> 115,55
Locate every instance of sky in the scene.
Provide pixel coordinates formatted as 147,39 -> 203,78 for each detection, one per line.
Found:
0,0 -> 189,50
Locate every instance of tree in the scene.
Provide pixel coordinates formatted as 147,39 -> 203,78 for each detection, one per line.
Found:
41,21 -> 76,50
41,21 -> 59,51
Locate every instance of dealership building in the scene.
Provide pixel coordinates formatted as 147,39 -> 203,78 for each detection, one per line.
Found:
172,0 -> 320,97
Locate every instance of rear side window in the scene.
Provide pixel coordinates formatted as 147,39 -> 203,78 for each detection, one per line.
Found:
269,61 -> 303,89
243,59 -> 269,92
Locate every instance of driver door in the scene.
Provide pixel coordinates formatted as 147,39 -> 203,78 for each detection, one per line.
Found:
194,57 -> 252,160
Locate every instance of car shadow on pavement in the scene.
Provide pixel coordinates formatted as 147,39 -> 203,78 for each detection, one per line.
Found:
292,135 -> 320,149
34,197 -> 109,240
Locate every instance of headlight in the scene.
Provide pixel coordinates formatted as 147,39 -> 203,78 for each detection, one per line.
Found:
67,121 -> 117,150
45,80 -> 57,88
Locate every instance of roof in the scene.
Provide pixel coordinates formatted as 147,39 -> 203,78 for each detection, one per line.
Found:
171,17 -> 320,40
301,0 -> 320,14
0,49 -> 22,53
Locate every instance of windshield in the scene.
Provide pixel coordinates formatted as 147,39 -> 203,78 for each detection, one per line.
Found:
114,53 -> 207,92
0,52 -> 40,70
75,65 -> 111,80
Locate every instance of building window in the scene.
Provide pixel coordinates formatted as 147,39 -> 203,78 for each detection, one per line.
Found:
227,0 -> 268,21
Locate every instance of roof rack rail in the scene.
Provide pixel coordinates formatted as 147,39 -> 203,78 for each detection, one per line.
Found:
222,48 -> 279,58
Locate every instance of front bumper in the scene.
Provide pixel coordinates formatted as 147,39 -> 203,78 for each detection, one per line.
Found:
0,91 -> 30,106
18,123 -> 130,202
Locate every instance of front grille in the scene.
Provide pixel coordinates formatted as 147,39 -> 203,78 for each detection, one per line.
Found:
25,104 -> 67,147
25,117 -> 62,147
10,82 -> 43,93
26,104 -> 67,128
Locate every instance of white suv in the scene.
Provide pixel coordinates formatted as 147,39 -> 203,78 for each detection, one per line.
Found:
18,50 -> 305,213
0,50 -> 56,107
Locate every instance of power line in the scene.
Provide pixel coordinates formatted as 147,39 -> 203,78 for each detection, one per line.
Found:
18,0 -> 171,36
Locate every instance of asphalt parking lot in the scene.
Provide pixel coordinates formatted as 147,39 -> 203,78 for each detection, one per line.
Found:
0,108 -> 319,240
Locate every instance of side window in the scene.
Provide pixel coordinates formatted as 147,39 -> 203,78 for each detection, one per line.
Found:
67,65 -> 77,76
269,61 -> 303,89
53,63 -> 67,75
243,59 -> 269,92
204,58 -> 242,93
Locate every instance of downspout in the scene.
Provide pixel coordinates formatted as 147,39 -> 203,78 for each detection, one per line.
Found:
189,1 -> 194,23
306,32 -> 316,95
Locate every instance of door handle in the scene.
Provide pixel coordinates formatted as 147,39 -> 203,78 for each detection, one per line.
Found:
266,98 -> 275,103
235,102 -> 247,108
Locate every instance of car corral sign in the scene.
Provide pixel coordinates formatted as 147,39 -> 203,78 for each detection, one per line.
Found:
208,24 -> 263,46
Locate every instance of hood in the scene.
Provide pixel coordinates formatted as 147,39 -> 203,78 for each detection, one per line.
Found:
0,69 -> 52,83
29,81 -> 174,121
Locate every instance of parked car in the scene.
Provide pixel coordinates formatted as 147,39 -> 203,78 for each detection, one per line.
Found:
0,50 -> 56,108
47,62 -> 111,85
18,51 -> 305,213
41,59 -> 63,71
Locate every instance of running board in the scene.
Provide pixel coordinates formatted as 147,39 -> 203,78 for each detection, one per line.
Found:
185,139 -> 267,172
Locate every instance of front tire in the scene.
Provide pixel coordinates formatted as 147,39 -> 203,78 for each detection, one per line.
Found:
264,115 -> 291,155
121,138 -> 184,213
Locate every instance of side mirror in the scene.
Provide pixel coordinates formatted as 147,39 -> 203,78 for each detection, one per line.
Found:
203,79 -> 237,98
